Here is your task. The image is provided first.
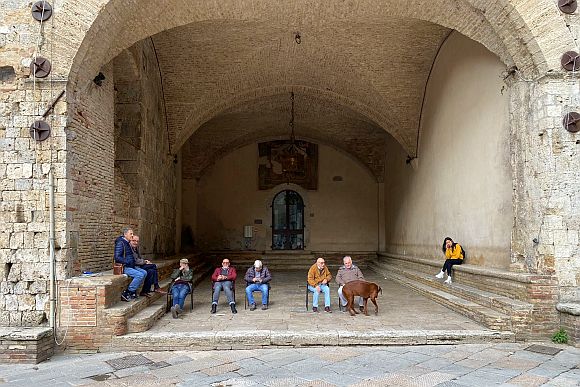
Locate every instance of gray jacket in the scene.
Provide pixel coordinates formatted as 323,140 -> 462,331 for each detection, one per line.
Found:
335,264 -> 365,286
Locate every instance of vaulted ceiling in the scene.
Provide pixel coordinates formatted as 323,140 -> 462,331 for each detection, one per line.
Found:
147,17 -> 452,179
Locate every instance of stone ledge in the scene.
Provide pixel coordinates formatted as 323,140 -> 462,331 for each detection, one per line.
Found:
112,329 -> 514,351
0,327 -> 53,340
379,253 -> 555,284
556,302 -> 580,316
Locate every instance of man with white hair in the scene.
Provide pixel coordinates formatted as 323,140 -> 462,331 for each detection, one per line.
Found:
244,259 -> 272,311
336,255 -> 365,312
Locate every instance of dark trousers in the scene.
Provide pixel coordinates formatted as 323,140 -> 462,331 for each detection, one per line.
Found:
442,259 -> 463,276
139,264 -> 159,292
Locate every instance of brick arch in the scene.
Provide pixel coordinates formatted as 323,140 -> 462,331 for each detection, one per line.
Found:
63,0 -> 573,90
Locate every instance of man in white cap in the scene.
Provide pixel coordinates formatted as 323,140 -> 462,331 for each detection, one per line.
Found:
244,259 -> 272,310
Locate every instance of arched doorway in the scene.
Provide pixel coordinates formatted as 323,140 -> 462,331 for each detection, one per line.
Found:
272,190 -> 305,250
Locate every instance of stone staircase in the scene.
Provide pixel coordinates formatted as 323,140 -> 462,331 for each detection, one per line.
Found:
205,250 -> 376,271
59,254 -> 213,351
371,253 -> 559,339
102,259 -> 212,335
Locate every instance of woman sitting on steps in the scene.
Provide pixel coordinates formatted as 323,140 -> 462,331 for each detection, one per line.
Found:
435,236 -> 464,284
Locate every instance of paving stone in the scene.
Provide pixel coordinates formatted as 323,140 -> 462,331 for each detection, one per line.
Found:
506,373 -> 550,386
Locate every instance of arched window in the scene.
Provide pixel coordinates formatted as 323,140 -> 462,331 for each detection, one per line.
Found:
272,190 -> 304,250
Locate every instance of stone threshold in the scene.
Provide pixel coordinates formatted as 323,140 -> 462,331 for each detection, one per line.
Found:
111,329 -> 514,351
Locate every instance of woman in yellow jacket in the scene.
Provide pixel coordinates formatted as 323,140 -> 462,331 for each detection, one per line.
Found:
435,236 -> 464,284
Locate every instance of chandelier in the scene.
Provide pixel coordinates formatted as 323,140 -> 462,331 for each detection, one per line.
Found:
279,92 -> 306,180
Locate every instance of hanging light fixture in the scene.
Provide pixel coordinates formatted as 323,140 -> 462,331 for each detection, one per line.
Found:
279,91 -> 306,181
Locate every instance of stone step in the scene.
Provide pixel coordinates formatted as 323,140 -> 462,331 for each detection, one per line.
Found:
372,260 -> 533,317
375,269 -> 512,331
111,329 -> 514,351
126,266 -> 212,333
102,260 -> 212,335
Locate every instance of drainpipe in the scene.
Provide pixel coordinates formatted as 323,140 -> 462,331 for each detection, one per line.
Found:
48,168 -> 56,329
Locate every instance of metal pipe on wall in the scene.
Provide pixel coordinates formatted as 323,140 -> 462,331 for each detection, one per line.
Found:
48,168 -> 56,329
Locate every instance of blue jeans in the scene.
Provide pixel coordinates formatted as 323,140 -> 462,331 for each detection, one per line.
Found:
171,283 -> 190,310
123,266 -> 147,293
338,285 -> 363,307
246,283 -> 269,305
308,284 -> 330,308
138,263 -> 159,292
212,281 -> 235,305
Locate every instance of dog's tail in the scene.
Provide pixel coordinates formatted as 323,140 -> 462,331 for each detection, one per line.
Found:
379,286 -> 383,295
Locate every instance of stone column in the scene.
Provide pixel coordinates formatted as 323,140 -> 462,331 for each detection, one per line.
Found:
510,76 -> 580,301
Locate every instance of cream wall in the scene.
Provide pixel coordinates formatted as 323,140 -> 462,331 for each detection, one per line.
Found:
384,32 -> 512,268
183,143 -> 378,252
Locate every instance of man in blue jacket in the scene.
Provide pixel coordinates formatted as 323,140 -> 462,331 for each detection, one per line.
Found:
114,227 -> 147,301
244,260 -> 271,310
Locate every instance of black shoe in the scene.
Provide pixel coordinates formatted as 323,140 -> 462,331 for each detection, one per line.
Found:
211,304 -> 217,314
130,292 -> 138,301
249,304 -> 256,311
359,306 -> 365,312
230,304 -> 237,314
325,306 -> 332,313
121,290 -> 130,302
312,307 -> 319,313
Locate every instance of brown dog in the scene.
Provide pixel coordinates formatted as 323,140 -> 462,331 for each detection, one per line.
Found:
342,280 -> 382,316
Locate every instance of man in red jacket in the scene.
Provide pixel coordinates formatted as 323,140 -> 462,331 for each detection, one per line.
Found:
211,258 -> 237,314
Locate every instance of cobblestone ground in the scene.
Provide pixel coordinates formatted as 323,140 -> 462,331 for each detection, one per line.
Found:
0,343 -> 578,386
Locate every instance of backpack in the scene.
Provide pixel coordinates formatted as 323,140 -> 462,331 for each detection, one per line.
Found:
460,245 -> 467,260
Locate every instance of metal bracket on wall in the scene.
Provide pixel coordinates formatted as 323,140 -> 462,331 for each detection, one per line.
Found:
558,0 -> 577,14
561,51 -> 580,71
31,1 -> 53,21
30,57 -> 51,78
30,120 -> 51,141
563,112 -> 580,133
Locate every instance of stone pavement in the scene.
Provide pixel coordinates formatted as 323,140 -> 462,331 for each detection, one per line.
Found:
111,270 -> 514,350
152,270 -> 485,332
0,342 -> 578,386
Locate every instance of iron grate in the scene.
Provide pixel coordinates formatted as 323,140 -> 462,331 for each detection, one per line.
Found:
524,344 -> 562,356
105,354 -> 153,370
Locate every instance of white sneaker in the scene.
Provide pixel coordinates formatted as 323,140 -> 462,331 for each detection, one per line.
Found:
444,276 -> 452,284
435,271 -> 445,279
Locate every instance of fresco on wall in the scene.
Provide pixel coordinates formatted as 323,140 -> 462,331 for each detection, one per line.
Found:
258,140 -> 318,190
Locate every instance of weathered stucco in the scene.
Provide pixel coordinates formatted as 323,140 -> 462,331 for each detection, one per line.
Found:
384,32 -> 512,269
187,143 -> 378,252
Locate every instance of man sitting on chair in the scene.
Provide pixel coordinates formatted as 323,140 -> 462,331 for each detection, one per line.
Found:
307,257 -> 332,313
336,255 -> 365,312
211,258 -> 237,314
244,259 -> 272,311
169,258 -> 193,318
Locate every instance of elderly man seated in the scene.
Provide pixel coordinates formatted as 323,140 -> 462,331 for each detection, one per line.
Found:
336,255 -> 365,312
211,258 -> 237,314
307,257 -> 332,313
244,260 -> 272,311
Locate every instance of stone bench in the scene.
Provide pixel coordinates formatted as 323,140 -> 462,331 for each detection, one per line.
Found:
0,327 -> 54,364
375,253 -> 559,339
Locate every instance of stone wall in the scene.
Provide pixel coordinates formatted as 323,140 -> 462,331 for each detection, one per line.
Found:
112,40 -> 177,260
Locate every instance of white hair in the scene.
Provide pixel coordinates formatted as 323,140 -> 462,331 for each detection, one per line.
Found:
254,260 -> 262,268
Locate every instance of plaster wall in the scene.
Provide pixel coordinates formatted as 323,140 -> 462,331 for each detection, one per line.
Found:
384,32 -> 512,269
185,143 -> 378,252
